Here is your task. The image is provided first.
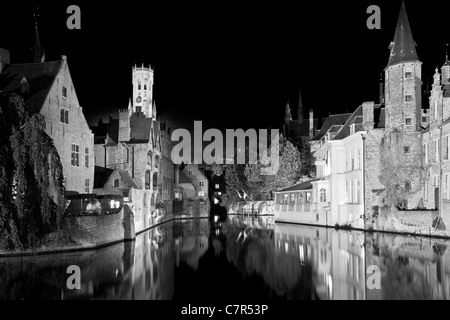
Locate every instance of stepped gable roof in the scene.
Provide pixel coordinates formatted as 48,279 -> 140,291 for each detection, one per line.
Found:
0,60 -> 62,114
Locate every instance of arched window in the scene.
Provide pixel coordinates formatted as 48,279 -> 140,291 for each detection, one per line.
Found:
405,181 -> 411,191
138,81 -> 142,90
145,170 -> 151,189
320,189 -> 327,203
155,155 -> 160,168
153,173 -> 158,191
114,179 -> 120,188
144,84 -> 147,91
147,151 -> 153,167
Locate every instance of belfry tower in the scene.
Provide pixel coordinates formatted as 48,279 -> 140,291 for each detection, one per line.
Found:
131,64 -> 154,118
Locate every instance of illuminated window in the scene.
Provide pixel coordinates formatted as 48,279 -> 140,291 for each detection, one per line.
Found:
71,144 -> 79,167
84,179 -> 89,193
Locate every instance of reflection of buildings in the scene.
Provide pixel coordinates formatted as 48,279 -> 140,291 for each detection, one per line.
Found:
175,235 -> 209,270
366,235 -> 450,300
274,224 -> 366,300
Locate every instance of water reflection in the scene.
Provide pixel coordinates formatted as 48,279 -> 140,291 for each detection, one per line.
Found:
0,216 -> 449,300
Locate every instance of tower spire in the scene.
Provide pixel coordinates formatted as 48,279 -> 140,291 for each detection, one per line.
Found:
387,1 -> 418,67
31,6 -> 44,63
285,99 -> 292,122
297,91 -> 303,124
445,42 -> 450,66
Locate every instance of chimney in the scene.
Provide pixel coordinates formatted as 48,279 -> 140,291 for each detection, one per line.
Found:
298,91 -> 304,124
309,109 -> 315,139
0,48 -> 10,74
119,109 -> 131,142
362,102 -> 375,131
379,73 -> 385,105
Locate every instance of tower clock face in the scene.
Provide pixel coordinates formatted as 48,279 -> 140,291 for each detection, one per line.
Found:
136,96 -> 142,103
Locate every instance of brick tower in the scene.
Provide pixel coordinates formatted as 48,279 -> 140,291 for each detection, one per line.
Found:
384,1 -> 423,208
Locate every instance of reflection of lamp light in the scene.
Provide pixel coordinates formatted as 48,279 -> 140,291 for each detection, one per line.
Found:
214,215 -> 219,223
328,275 -> 333,299
115,201 -> 120,208
110,200 -> 115,208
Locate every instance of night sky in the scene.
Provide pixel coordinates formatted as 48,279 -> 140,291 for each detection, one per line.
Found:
1,1 -> 450,132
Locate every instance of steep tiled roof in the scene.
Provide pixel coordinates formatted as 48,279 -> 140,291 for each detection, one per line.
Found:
387,2 -> 419,67
275,181 -> 314,193
129,112 -> 152,143
443,84 -> 450,98
119,171 -> 138,189
94,166 -> 114,189
106,119 -> 119,146
311,113 -> 352,141
333,104 -> 385,140
0,60 -> 62,114
179,171 -> 192,184
333,107 -> 363,140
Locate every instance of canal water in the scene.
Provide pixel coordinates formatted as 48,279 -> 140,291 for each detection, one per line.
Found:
0,215 -> 449,300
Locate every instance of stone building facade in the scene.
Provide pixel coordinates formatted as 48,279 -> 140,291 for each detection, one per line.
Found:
91,65 -> 177,233
0,49 -> 94,195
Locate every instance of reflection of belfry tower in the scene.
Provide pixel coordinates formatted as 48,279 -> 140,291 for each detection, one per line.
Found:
131,64 -> 154,118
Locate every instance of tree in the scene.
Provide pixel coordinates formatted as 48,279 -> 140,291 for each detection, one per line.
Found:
0,93 -> 65,251
222,135 -> 303,206
221,164 -> 247,207
288,136 -> 315,177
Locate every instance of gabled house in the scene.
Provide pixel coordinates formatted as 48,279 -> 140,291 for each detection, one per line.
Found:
0,49 -> 94,195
